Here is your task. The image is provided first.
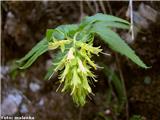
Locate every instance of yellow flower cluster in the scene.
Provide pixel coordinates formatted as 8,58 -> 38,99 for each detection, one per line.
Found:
49,39 -> 102,106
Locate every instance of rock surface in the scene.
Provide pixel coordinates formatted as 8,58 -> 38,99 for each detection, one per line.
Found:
1,91 -> 23,116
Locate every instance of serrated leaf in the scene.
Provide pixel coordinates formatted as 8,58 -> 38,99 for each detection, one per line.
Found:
92,25 -> 148,68
80,13 -> 130,29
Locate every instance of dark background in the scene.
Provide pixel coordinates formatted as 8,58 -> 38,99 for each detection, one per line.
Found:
1,1 -> 160,120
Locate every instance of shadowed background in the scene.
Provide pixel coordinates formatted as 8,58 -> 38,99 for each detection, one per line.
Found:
1,1 -> 160,120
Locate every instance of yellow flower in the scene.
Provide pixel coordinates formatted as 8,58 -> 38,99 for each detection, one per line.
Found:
48,40 -> 71,50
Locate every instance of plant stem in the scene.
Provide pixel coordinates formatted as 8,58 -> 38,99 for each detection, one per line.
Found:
115,53 -> 129,120
78,107 -> 82,120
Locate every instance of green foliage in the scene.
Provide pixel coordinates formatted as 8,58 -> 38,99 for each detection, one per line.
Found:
129,115 -> 144,120
92,24 -> 148,68
17,13 -> 148,106
16,38 -> 48,69
102,64 -> 126,114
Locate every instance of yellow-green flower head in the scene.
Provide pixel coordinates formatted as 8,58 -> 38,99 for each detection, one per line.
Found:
50,39 -> 102,106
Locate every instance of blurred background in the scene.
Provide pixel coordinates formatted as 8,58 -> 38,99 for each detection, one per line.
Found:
1,1 -> 160,120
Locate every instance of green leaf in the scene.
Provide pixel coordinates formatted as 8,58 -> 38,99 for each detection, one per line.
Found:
46,24 -> 79,41
53,30 -> 65,40
95,21 -> 130,29
19,45 -> 48,69
76,31 -> 94,43
47,29 -> 65,41
93,25 -> 148,68
16,38 -> 48,69
46,29 -> 54,41
55,24 -> 79,38
102,64 -> 126,112
103,65 -> 124,100
80,13 -> 130,29
16,38 -> 48,66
